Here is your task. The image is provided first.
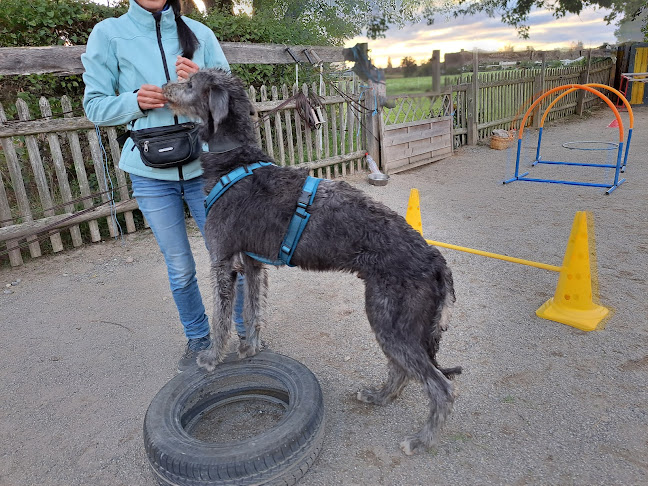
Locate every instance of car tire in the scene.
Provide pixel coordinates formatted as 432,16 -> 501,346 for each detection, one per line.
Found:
143,351 -> 325,486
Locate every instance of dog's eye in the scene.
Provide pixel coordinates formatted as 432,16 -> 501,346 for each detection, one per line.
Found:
186,82 -> 192,89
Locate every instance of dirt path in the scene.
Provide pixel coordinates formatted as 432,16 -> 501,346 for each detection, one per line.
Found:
1,106 -> 647,485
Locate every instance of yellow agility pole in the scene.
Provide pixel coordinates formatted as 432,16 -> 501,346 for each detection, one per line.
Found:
406,189 -> 610,331
406,189 -> 560,272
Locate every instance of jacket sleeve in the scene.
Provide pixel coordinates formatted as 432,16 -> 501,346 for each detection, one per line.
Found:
203,29 -> 231,73
81,23 -> 145,127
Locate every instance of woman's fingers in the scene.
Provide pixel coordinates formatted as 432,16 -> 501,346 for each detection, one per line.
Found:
176,56 -> 200,80
137,84 -> 167,110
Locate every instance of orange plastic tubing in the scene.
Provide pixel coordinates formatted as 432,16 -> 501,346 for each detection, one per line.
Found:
518,84 -> 624,141
540,83 -> 634,130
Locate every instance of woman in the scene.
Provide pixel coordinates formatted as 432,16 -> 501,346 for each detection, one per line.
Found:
82,0 -> 245,372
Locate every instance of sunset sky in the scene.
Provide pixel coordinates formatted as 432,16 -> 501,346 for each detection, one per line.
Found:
347,6 -> 619,68
94,1 -> 620,68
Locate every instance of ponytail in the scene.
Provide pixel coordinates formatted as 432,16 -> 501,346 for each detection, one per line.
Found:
166,0 -> 199,60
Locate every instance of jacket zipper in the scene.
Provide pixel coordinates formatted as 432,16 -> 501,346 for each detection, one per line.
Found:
154,12 -> 184,180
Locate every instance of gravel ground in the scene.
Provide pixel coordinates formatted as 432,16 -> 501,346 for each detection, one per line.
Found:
1,106 -> 647,486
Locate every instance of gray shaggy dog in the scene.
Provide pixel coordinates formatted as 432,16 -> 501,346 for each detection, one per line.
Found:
162,69 -> 461,455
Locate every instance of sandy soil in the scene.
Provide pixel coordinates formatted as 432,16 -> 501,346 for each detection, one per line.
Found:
1,106 -> 647,486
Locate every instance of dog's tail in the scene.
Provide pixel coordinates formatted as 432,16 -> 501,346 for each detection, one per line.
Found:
437,263 -> 456,333
426,253 -> 461,377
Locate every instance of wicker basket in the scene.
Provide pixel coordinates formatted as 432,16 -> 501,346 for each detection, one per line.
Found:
490,130 -> 515,150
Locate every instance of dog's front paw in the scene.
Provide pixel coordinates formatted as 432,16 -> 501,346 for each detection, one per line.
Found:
197,350 -> 220,372
238,340 -> 260,358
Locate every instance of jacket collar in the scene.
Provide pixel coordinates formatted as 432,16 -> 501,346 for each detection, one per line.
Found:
127,0 -> 177,32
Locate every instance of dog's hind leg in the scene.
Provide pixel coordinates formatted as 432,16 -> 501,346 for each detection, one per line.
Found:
376,340 -> 455,455
400,363 -> 455,456
357,360 -> 409,405
238,256 -> 268,358
197,259 -> 236,371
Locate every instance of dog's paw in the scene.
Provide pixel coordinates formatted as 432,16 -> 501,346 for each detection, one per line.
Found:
196,350 -> 220,372
399,436 -> 427,456
356,388 -> 389,405
238,341 -> 260,359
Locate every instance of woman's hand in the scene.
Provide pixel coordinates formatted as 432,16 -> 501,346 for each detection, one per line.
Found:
176,56 -> 200,80
137,84 -> 167,110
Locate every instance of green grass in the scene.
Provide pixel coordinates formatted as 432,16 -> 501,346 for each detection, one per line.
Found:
386,76 -> 434,96
386,75 -> 462,96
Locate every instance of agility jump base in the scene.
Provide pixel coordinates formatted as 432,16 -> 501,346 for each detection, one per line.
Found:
406,189 -> 610,331
504,83 -> 634,194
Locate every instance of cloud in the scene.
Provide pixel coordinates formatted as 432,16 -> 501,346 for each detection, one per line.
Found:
348,6 -> 617,67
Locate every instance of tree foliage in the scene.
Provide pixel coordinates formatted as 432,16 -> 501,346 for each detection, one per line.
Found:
420,0 -> 645,39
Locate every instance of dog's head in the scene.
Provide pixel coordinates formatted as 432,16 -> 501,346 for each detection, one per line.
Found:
163,69 -> 255,142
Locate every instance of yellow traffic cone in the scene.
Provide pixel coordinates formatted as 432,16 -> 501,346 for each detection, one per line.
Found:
406,189 -> 423,236
536,211 -> 610,331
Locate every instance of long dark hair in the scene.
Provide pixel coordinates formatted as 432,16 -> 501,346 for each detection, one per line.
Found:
166,0 -> 199,59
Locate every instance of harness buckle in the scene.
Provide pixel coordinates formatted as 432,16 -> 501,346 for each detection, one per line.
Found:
297,191 -> 312,208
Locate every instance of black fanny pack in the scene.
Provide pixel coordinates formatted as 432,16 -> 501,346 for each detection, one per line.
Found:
129,123 -> 202,169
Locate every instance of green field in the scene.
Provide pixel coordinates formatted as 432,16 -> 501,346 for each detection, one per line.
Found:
386,75 -> 461,96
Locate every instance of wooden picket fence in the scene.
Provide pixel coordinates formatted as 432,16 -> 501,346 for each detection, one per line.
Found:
449,58 -> 615,146
0,78 -> 366,267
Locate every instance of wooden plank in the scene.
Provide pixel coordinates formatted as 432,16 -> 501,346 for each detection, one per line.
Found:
346,79 -> 355,174
0,116 -> 94,138
293,85 -> 305,165
86,127 -> 116,238
384,116 -> 452,132
271,86 -> 285,165
302,84 -> 314,163
16,99 -> 64,253
0,169 -> 23,266
312,81 -> 322,162
0,199 -> 139,242
383,124 -> 451,146
384,138 -> 451,161
260,86 -> 274,159
0,102 -> 36,262
106,127 -> 136,233
61,96 -> 101,242
295,150 -> 365,172
39,97 -> 83,248
281,85 -> 295,166
0,44 -> 347,76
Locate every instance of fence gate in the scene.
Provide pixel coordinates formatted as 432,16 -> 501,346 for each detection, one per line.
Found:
379,92 -> 453,173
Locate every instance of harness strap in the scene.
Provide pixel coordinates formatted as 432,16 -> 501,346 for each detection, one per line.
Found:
204,161 -> 274,215
204,162 -> 321,268
246,175 -> 321,267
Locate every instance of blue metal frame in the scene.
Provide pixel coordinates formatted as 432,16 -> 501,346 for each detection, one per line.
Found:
503,127 -> 632,195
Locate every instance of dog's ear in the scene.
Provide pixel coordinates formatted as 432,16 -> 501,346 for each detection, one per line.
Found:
208,86 -> 230,130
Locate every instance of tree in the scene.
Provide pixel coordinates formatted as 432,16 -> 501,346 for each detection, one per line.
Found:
400,56 -> 418,77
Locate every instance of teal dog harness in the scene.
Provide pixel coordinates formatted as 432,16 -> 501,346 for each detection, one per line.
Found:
204,163 -> 322,267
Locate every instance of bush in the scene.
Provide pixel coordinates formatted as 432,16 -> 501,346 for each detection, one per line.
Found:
0,0 -> 128,119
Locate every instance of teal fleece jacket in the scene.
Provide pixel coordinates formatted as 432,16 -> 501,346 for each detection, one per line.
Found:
82,0 -> 229,181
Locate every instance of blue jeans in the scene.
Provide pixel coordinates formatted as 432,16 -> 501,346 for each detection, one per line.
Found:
130,174 -> 245,340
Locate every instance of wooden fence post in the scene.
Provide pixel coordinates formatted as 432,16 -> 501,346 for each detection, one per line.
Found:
532,52 -> 547,128
432,50 -> 441,93
355,43 -> 381,166
466,50 -> 479,145
576,49 -> 592,116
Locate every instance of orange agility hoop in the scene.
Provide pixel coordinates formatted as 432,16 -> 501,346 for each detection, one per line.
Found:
504,84 -> 634,194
